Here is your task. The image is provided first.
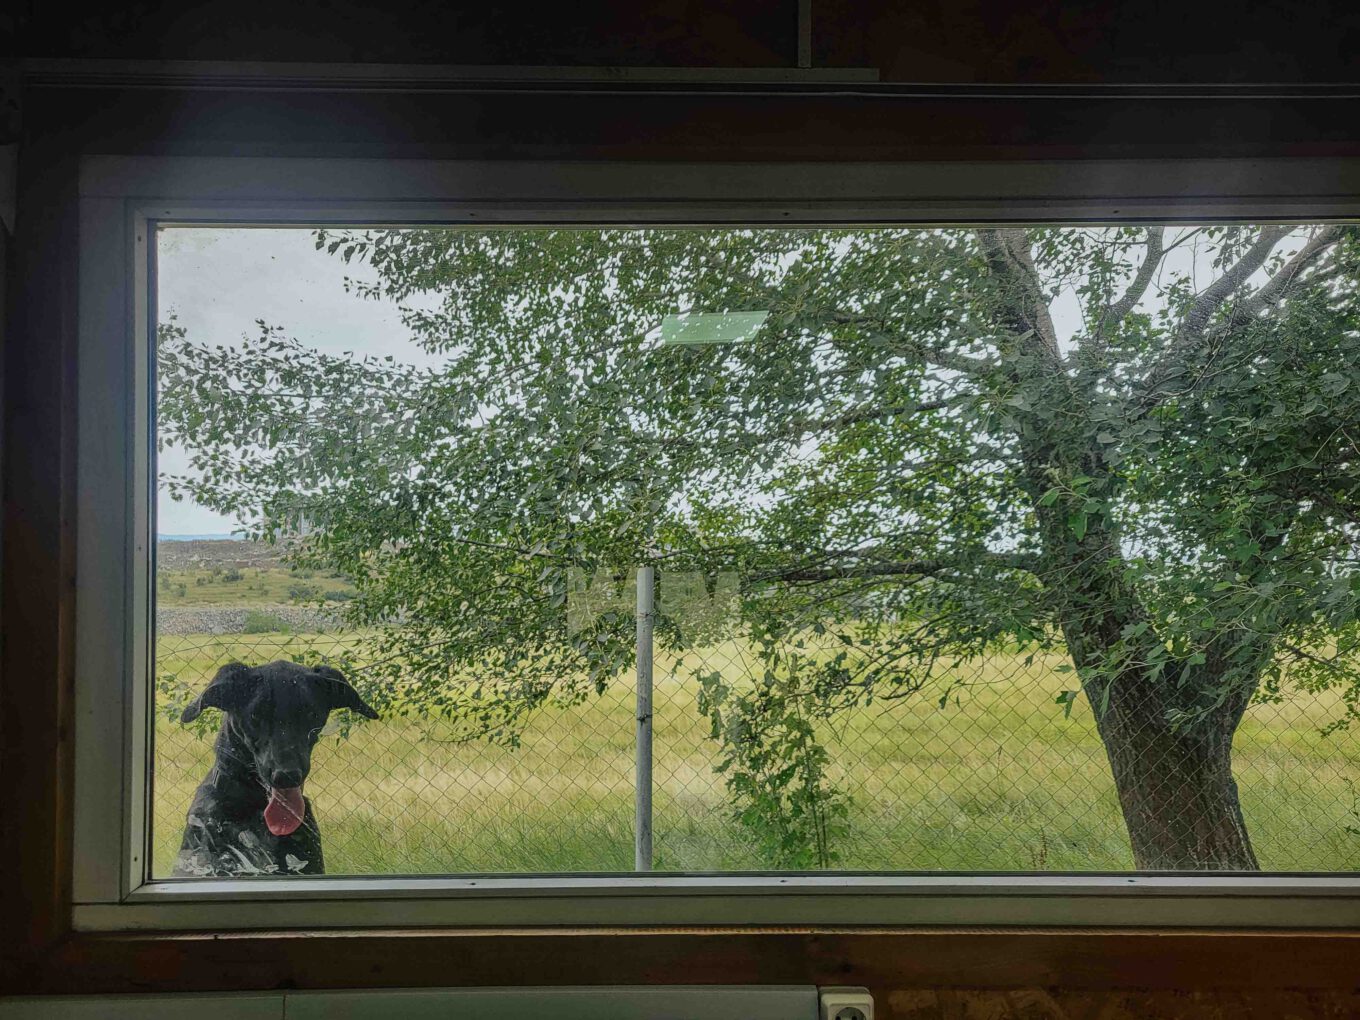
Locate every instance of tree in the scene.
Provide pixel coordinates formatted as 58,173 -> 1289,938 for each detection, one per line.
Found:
159,224 -> 1360,870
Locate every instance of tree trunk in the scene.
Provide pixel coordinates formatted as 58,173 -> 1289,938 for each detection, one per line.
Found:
991,237 -> 1266,871
1030,481 -> 1263,871
1091,680 -> 1259,871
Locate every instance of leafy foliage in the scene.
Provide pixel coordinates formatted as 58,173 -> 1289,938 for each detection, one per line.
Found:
698,654 -> 849,869
158,224 -> 1360,867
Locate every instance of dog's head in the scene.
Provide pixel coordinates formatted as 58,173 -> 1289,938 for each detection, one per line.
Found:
182,660 -> 378,836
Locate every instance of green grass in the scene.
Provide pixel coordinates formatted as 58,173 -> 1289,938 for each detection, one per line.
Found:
151,631 -> 1360,877
156,566 -> 353,606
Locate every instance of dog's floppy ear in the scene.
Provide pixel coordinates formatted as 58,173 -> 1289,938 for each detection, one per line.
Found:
181,662 -> 255,723
314,665 -> 379,720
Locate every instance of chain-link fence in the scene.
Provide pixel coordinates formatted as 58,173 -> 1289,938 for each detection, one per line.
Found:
150,221 -> 1360,878
152,559 -> 1360,878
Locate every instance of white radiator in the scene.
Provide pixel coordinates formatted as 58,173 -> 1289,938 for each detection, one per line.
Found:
1,985 -> 824,1020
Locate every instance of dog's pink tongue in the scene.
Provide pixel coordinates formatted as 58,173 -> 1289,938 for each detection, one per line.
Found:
264,786 -> 306,837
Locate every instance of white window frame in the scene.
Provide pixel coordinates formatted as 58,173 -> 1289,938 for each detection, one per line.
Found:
73,154 -> 1360,932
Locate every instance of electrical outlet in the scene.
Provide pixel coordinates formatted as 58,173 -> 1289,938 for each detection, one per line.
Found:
819,985 -> 873,1020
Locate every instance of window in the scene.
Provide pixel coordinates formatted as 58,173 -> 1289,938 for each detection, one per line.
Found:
73,156 -> 1360,929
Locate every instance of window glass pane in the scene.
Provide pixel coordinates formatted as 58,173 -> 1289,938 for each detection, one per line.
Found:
154,224 -> 1360,878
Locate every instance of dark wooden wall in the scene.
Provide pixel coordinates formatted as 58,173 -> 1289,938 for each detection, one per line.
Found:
13,1 -> 1360,84
4,4 -> 1360,1017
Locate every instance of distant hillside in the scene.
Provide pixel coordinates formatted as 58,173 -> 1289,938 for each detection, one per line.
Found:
157,539 -> 283,571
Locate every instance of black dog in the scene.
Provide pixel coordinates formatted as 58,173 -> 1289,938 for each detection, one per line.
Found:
172,660 -> 378,878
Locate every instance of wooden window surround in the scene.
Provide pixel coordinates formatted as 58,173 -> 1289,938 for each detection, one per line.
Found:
2,71 -> 1359,1010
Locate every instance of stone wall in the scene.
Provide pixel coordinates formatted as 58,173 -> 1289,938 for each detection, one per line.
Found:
156,605 -> 339,636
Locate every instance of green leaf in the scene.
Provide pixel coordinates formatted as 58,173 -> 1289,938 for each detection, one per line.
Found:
1068,512 -> 1089,541
1055,690 -> 1079,719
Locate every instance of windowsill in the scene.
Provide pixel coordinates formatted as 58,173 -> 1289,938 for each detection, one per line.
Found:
71,873 -> 1360,931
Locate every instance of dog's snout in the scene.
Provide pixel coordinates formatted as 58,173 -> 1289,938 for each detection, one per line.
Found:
270,769 -> 304,789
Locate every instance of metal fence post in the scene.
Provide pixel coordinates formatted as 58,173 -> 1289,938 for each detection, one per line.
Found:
635,564 -> 655,872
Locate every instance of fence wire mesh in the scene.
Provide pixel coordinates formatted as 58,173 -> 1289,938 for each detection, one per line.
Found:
152,558 -> 1360,877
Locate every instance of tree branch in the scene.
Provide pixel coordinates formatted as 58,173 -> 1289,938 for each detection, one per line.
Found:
764,548 -> 1040,584
825,311 -> 997,377
1216,225 -> 1345,326
721,399 -> 959,448
614,396 -> 967,459
1137,226 -> 1291,406
1183,227 -> 1291,336
975,228 -> 1063,363
1089,227 -> 1165,353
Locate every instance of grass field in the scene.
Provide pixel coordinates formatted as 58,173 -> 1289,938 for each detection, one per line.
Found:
152,629 -> 1360,876
157,565 -> 353,606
